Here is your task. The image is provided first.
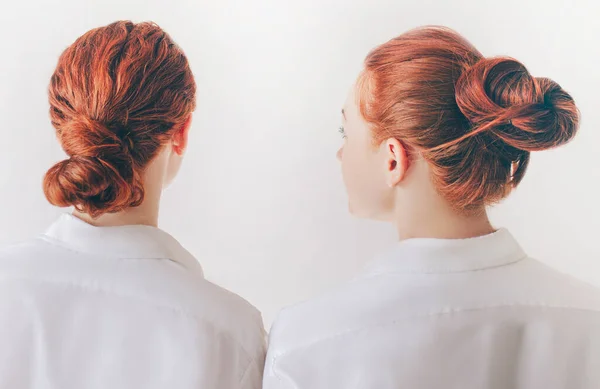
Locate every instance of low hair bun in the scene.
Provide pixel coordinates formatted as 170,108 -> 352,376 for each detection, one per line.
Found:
43,154 -> 143,218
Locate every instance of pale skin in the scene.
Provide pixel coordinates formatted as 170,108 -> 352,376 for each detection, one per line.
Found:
74,116 -> 192,228
338,83 -> 495,241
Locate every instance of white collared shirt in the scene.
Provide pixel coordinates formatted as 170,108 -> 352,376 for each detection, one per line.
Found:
264,229 -> 600,389
0,214 -> 266,389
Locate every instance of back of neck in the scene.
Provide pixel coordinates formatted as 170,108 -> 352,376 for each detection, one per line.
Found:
395,204 -> 495,241
73,192 -> 161,228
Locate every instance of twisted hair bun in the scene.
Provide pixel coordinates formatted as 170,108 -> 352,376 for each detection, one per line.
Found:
44,118 -> 143,217
358,26 -> 580,211
455,57 -> 579,152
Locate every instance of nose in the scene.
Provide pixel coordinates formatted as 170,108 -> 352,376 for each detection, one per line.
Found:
336,147 -> 343,161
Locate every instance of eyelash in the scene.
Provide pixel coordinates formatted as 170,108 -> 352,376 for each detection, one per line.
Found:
339,126 -> 347,139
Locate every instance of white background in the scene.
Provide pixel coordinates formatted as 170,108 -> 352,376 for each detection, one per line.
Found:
0,0 -> 598,326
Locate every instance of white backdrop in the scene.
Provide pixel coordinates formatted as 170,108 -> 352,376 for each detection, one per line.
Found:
0,0 -> 598,326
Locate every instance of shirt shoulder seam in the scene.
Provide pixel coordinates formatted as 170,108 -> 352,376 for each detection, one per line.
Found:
0,270 -> 262,365
270,303 -> 600,360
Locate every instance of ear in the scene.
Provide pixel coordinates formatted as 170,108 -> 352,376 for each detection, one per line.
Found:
172,115 -> 192,156
382,137 -> 409,187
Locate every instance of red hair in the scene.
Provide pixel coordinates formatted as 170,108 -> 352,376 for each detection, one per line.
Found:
358,26 -> 579,211
44,21 -> 196,217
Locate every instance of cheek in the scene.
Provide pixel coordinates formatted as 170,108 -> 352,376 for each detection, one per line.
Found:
340,144 -> 357,187
340,143 -> 391,217
341,145 -> 372,198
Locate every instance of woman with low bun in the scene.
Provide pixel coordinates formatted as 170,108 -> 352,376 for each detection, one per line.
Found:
0,21 -> 265,389
264,26 -> 600,389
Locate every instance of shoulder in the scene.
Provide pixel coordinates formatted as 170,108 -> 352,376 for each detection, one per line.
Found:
0,236 -> 266,358
0,236 -> 61,271
103,257 -> 267,359
514,257 -> 600,311
268,267 -> 461,351
268,274 -> 399,355
0,236 -> 50,255
120,258 -> 266,360
189,278 -> 266,347
268,258 -> 600,356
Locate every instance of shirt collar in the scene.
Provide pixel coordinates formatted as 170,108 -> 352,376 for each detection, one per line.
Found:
364,228 -> 527,276
43,213 -> 203,276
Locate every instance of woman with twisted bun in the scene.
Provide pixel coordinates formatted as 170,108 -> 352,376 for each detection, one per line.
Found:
264,26 -> 600,389
0,21 -> 265,389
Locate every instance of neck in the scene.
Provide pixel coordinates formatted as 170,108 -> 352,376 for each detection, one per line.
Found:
74,198 -> 160,228
72,149 -> 172,228
74,175 -> 163,228
391,159 -> 495,241
392,185 -> 494,241
395,207 -> 494,241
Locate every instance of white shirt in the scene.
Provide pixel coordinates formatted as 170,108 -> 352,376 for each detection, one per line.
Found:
0,214 -> 266,389
264,229 -> 600,389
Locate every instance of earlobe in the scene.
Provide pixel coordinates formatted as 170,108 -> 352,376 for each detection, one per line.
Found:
385,138 -> 409,187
